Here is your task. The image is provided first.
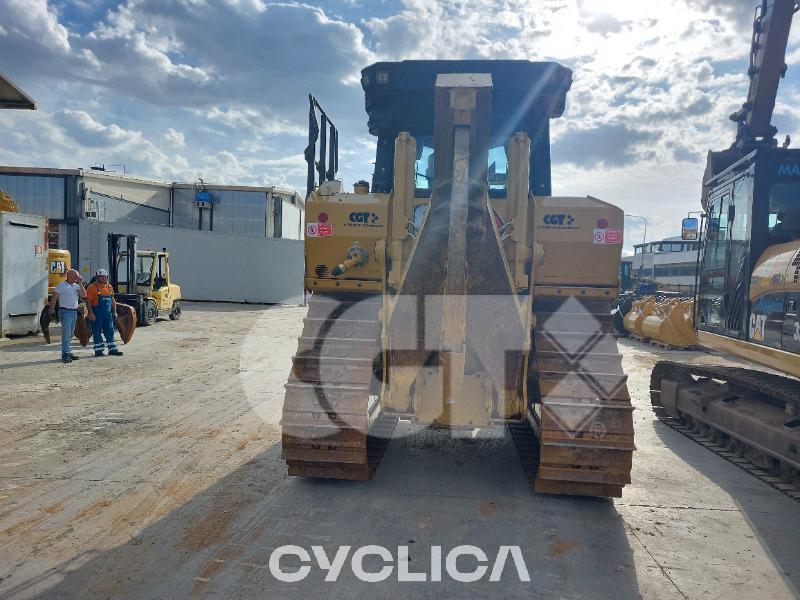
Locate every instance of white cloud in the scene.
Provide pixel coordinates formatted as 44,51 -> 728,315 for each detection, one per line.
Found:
50,109 -> 189,179
203,107 -> 305,136
0,0 -> 795,247
1,0 -> 70,52
161,127 -> 185,148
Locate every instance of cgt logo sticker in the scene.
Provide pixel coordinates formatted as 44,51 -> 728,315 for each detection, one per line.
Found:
543,214 -> 574,226
346,211 -> 383,228
536,214 -> 581,231
538,214 -> 580,231
268,544 -> 531,583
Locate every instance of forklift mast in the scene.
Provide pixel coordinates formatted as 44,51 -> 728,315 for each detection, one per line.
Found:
107,233 -> 138,292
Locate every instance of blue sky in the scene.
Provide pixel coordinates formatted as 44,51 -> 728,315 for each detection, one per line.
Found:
2,0 -> 800,253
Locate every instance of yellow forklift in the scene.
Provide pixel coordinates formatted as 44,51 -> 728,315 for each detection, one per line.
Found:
108,233 -> 182,326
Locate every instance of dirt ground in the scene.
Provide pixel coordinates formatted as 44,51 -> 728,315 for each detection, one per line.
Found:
0,302 -> 798,599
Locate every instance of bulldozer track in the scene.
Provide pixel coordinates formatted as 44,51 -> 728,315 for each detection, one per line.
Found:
281,293 -> 398,480
651,361 -> 800,502
284,293 -> 636,498
528,296 -> 636,498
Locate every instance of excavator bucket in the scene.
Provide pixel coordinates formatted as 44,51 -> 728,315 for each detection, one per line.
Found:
640,298 -> 696,348
39,305 -> 53,344
115,303 -> 137,344
623,296 -> 656,337
75,310 -> 89,346
39,305 -> 103,347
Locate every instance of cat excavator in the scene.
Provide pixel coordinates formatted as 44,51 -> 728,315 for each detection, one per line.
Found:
650,0 -> 800,485
282,60 -> 635,498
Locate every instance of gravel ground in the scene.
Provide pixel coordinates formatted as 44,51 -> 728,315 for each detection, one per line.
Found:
0,302 -> 797,599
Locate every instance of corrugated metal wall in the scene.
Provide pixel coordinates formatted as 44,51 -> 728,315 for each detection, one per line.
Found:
0,174 -> 66,219
172,188 -> 268,236
78,220 -> 304,305
89,191 -> 170,226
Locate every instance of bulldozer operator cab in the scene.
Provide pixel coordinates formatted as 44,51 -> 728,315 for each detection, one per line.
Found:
363,61 -> 570,199
695,148 -> 800,357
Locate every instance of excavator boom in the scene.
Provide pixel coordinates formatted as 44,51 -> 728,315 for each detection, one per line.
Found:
731,0 -> 799,149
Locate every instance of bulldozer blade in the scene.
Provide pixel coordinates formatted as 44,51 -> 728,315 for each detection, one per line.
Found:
115,303 -> 137,344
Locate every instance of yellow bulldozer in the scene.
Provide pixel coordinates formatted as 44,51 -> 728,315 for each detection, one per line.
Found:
283,61 -> 635,498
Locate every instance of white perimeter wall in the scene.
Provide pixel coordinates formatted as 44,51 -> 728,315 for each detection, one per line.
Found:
78,220 -> 304,305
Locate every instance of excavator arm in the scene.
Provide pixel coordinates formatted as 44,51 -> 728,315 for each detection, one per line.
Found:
730,0 -> 799,151
703,0 -> 798,209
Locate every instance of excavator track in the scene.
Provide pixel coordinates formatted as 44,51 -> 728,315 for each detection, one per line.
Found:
528,295 -> 636,498
651,361 -> 800,501
282,293 -> 398,480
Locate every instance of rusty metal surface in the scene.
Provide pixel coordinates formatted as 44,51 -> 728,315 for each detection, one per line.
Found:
115,303 -> 137,344
40,304 -> 90,347
531,295 -> 636,498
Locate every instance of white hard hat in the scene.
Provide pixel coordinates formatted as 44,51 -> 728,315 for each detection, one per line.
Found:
96,268 -> 109,277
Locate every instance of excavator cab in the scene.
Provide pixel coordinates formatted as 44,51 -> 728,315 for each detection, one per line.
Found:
697,148 -> 800,356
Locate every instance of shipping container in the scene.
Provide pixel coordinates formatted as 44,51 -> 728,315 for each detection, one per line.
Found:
0,211 -> 47,336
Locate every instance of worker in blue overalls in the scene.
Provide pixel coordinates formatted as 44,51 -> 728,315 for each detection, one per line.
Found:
85,269 -> 124,357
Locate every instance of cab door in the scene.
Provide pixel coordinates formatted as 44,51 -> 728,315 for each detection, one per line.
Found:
156,254 -> 174,310
697,175 -> 752,339
698,188 -> 731,331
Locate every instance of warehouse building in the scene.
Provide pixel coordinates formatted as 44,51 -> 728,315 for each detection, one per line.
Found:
0,166 -> 305,304
630,235 -> 699,293
0,166 -> 303,257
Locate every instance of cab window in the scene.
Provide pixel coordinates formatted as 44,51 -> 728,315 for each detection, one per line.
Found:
487,145 -> 508,193
768,182 -> 800,240
413,140 -> 509,196
415,142 -> 434,191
